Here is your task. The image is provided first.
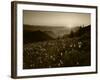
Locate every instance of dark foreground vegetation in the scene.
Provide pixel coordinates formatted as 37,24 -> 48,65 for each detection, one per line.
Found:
23,25 -> 91,69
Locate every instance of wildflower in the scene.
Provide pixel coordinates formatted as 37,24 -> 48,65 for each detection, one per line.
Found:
70,44 -> 73,47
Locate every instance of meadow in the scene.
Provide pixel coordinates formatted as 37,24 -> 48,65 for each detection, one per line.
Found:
23,25 -> 91,69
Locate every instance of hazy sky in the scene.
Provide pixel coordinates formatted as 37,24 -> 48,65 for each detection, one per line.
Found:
23,10 -> 90,28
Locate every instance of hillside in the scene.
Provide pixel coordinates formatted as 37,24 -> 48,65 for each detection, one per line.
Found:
23,24 -> 70,39
23,30 -> 54,43
63,25 -> 91,39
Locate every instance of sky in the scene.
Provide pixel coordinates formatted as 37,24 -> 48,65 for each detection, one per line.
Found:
23,10 -> 90,28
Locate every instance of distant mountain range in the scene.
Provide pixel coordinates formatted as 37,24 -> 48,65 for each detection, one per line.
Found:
23,24 -> 90,43
23,24 -> 71,41
24,24 -> 69,32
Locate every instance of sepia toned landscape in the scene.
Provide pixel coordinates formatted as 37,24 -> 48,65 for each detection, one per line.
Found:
23,11 -> 91,69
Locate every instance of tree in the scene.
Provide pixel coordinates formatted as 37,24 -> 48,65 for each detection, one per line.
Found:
69,30 -> 74,38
